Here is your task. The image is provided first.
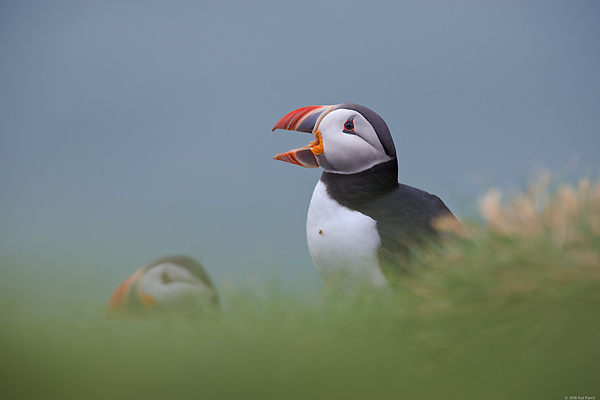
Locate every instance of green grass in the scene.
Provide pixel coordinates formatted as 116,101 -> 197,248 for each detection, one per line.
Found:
2,178 -> 599,399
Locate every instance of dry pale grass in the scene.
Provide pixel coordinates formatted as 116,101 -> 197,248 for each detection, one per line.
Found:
478,172 -> 600,245
413,172 -> 600,316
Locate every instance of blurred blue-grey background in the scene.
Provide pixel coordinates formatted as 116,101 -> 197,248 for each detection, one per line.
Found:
1,1 -> 599,310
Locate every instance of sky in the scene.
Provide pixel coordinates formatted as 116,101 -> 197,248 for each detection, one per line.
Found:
1,1 -> 599,308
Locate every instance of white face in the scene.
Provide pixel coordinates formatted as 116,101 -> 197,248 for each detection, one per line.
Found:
315,108 -> 392,174
140,262 -> 214,312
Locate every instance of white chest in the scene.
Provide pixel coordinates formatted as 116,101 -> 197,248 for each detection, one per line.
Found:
306,181 -> 387,287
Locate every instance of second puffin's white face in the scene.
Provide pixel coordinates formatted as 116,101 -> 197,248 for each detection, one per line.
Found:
140,262 -> 213,312
315,108 -> 392,174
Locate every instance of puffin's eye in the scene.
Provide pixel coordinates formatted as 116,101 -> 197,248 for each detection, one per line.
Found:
343,117 -> 355,134
161,270 -> 173,284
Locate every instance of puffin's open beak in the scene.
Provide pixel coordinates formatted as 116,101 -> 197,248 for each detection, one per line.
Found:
272,105 -> 334,168
107,268 -> 155,319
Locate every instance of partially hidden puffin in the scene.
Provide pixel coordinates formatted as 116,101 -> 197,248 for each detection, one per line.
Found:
108,255 -> 220,319
272,103 -> 463,286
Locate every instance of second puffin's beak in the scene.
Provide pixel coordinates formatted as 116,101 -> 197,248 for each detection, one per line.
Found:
107,268 -> 156,320
272,105 -> 334,168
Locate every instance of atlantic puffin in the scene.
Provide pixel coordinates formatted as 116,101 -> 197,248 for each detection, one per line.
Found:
272,103 -> 462,286
108,255 -> 220,319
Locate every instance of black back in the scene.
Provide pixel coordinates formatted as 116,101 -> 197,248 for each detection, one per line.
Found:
320,159 -> 459,278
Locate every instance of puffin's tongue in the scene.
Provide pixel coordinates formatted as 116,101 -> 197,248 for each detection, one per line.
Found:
310,130 -> 323,155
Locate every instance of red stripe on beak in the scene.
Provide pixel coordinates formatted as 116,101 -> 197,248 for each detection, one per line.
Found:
272,105 -> 329,133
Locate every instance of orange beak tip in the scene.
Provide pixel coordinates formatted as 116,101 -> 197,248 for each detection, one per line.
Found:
273,148 -> 319,168
107,268 -> 144,311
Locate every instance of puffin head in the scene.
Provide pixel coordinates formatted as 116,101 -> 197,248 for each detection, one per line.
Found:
273,103 -> 396,174
107,255 -> 220,320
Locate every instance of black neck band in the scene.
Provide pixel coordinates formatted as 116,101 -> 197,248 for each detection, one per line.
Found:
320,159 -> 399,209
